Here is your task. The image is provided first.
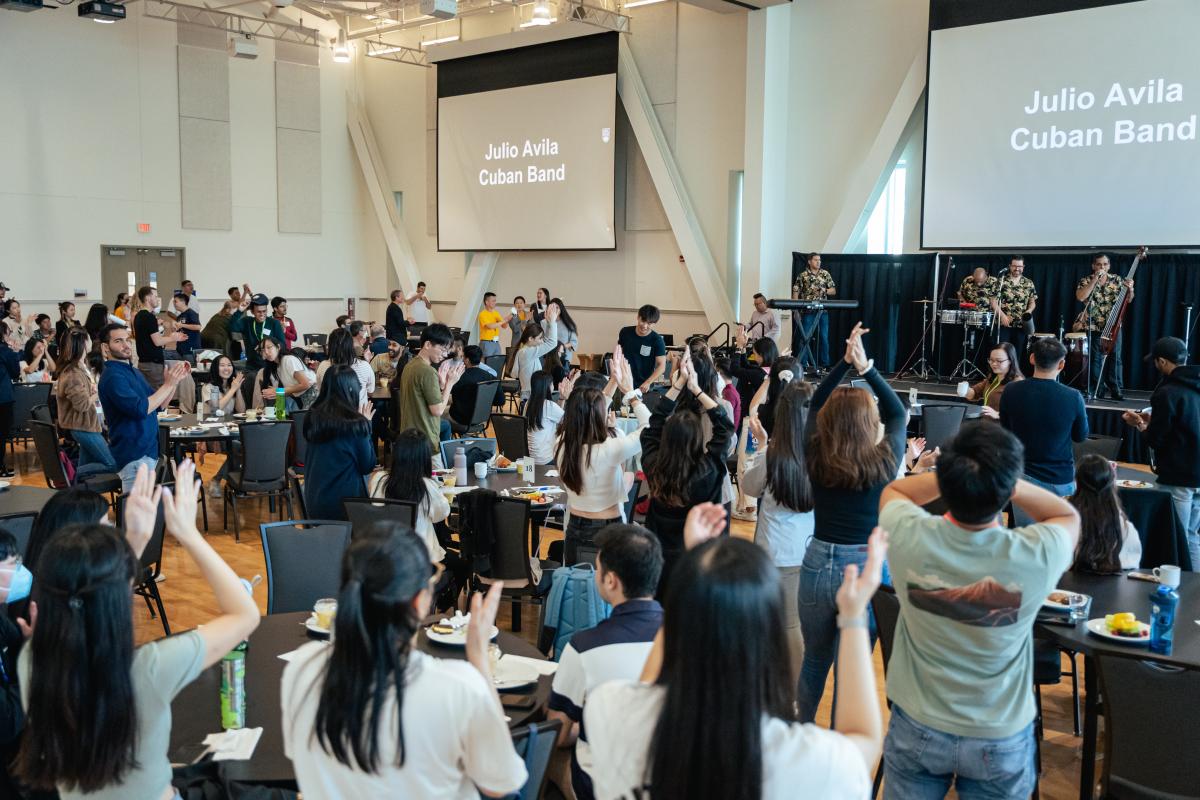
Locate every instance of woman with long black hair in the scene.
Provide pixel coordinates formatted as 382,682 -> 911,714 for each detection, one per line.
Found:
548,298 -> 578,366
368,429 -> 451,563
585,512 -> 885,800
509,304 -> 559,400
281,524 -> 525,798
640,352 -> 734,595
959,340 -> 1024,420
23,486 -> 110,578
749,355 -> 801,437
531,287 -> 551,324
16,462 -> 259,800
744,381 -> 815,682
525,370 -> 564,465
201,354 -> 247,497
251,335 -> 314,411
1069,453 -> 1142,572
303,366 -> 377,520
315,327 -> 375,407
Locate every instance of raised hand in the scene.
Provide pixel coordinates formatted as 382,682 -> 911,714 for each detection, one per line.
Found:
231,373 -> 245,391
835,527 -> 888,620
907,437 -> 926,463
466,582 -> 504,675
735,324 -> 748,349
359,401 -> 376,421
684,502 -> 727,550
559,369 -> 578,401
610,348 -> 634,394
545,303 -> 560,323
161,459 -> 203,545
122,463 -> 163,559
748,415 -> 768,447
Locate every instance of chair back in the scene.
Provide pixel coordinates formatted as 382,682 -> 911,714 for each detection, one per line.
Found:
303,333 -> 327,348
509,719 -> 564,800
342,497 -> 419,536
466,381 -> 500,431
1096,653 -> 1200,798
30,404 -> 53,425
259,520 -> 352,614
11,383 -> 52,438
0,513 -> 38,561
116,484 -> 169,580
641,386 -> 668,414
870,585 -> 901,676
439,437 -> 497,469
238,420 -> 293,484
489,414 -> 529,460
921,404 -> 967,451
1074,434 -> 1121,463
623,478 -> 642,524
486,497 -> 535,584
289,410 -> 310,470
29,421 -> 70,488
850,378 -> 877,398
483,354 -> 508,377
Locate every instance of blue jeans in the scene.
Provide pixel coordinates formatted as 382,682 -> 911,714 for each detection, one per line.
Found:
1011,474 -> 1075,527
1163,484 -> 1200,571
799,311 -> 830,369
70,429 -> 117,480
796,538 -> 890,722
480,340 -> 501,358
884,704 -> 1037,800
118,456 -> 158,493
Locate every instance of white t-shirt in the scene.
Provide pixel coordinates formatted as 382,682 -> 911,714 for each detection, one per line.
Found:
560,401 -> 649,515
408,295 -> 431,323
281,645 -> 526,800
368,474 -> 451,562
316,358 -> 376,407
584,681 -> 871,800
527,401 -> 564,465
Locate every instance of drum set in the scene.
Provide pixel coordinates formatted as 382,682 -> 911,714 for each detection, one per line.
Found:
939,306 -> 995,380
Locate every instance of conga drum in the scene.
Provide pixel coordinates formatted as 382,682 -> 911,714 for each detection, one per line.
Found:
1063,332 -> 1089,390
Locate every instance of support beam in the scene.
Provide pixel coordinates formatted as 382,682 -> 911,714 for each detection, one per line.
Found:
346,92 -> 429,315
450,251 -> 499,334
616,37 -> 736,329
143,0 -> 321,46
821,49 -> 927,253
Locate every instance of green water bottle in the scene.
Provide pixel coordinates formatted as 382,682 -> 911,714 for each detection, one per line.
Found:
274,386 -> 287,420
219,642 -> 248,729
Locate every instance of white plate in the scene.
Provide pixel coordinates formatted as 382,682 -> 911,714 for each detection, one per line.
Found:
425,624 -> 499,647
0,480 -> 10,491
305,615 -> 331,637
493,657 -> 540,690
159,414 -> 181,422
1085,617 -> 1150,645
1043,591 -> 1088,612
1117,480 -> 1154,489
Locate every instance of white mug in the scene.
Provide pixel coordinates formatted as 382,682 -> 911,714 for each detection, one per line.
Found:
1153,565 -> 1182,588
264,407 -> 276,419
473,461 -> 488,480
956,381 -> 970,398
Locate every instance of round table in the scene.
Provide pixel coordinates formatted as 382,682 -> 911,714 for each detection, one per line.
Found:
158,413 -> 243,444
0,485 -> 58,517
1114,466 -> 1192,570
168,611 -> 552,786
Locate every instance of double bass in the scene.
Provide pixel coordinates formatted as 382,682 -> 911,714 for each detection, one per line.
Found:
1098,246 -> 1147,355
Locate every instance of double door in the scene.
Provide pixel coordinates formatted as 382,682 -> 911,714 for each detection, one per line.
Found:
99,246 -> 186,310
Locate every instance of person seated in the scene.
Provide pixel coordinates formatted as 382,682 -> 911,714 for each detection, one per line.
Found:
585,505 -> 883,800
448,345 -> 495,433
367,324 -> 389,357
14,464 -> 259,800
1070,453 -> 1143,572
0,529 -> 31,798
371,340 -> 407,384
548,524 -> 664,800
957,342 -> 1023,419
251,336 -> 314,411
280,524 -> 526,798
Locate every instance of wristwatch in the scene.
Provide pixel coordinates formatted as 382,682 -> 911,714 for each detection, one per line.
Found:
837,613 -> 869,630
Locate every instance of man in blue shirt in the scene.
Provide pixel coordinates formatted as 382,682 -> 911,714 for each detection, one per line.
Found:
617,305 -> 667,393
171,293 -> 202,358
98,323 -> 190,491
548,524 -> 664,800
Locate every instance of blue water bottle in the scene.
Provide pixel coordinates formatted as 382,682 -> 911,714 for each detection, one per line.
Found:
1148,583 -> 1179,655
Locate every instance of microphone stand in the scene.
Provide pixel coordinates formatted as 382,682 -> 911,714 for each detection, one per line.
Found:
1079,272 -> 1104,401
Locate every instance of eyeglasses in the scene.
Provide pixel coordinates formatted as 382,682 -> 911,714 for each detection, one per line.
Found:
988,357 -> 1009,365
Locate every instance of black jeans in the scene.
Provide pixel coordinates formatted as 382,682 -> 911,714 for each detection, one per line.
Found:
1089,329 -> 1123,395
564,515 -> 621,565
997,325 -> 1029,362
0,402 -> 12,471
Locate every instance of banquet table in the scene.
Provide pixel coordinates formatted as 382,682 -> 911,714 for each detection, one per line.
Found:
1114,465 -> 1192,570
1036,571 -> 1200,799
168,611 -> 553,786
0,485 -> 58,517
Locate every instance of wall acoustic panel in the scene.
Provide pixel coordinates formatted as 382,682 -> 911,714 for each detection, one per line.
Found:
178,41 -> 232,230
275,59 -> 322,234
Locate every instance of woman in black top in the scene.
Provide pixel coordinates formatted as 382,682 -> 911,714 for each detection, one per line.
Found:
729,329 -> 778,423
641,354 -> 735,598
796,323 -> 904,723
750,355 -> 800,437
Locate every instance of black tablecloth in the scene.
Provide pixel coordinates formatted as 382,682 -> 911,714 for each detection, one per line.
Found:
1115,467 -> 1192,571
0,485 -> 57,517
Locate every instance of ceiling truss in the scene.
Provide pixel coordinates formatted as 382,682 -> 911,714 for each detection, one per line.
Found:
143,0 -> 322,45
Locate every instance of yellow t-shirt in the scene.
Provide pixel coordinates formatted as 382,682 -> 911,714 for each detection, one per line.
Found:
478,309 -> 503,342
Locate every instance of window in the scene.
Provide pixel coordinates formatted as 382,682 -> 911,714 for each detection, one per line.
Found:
866,159 -> 906,254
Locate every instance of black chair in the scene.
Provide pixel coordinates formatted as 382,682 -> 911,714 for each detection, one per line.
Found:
509,718 -> 564,800
116,487 -> 171,636
29,404 -> 52,425
1096,653 -> 1200,798
0,512 -> 37,561
622,478 -> 642,530
10,383 -> 52,454
223,420 -> 294,541
499,377 -> 522,412
259,520 -> 352,614
477,497 -> 557,633
342,497 -> 418,536
28,421 -> 120,496
289,409 -> 310,474
456,380 -> 500,437
1073,434 -> 1121,462
869,585 -> 901,799
490,413 -> 529,461
288,468 -> 308,519
921,404 -> 968,451
483,354 -> 508,377
302,333 -> 327,348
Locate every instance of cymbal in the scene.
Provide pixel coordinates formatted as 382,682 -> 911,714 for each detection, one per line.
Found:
912,299 -> 936,305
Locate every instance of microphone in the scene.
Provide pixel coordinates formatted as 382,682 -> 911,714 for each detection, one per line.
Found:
998,267 -> 1010,275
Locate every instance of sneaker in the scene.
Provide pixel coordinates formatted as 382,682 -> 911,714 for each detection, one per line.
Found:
0,467 -> 13,479
154,573 -> 167,583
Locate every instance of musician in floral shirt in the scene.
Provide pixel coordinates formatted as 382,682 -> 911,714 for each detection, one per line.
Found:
791,252 -> 836,369
989,256 -> 1037,359
1075,252 -> 1135,400
957,268 -> 997,306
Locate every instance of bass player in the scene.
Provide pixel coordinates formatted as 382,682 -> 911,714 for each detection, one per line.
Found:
1074,252 -> 1136,401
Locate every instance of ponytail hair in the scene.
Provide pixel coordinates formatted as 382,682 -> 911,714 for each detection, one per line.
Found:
312,522 -> 432,773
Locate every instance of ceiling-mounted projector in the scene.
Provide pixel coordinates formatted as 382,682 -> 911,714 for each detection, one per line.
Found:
419,0 -> 457,20
78,0 -> 127,21
0,0 -> 44,13
228,33 -> 259,59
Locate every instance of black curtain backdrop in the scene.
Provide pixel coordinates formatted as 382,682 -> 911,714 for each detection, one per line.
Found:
793,251 -> 1200,391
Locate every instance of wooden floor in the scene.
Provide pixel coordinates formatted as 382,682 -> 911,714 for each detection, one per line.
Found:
3,442 -> 1092,799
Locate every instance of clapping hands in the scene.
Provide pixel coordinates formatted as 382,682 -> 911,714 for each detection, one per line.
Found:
843,322 -> 871,373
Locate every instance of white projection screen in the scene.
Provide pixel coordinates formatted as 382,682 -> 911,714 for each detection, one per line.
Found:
922,0 -> 1200,249
436,34 -> 617,251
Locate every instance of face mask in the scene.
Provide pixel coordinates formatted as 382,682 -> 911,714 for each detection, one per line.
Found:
0,563 -> 32,604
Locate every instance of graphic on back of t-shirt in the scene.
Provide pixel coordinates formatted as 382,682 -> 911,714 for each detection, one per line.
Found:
905,570 -> 1022,627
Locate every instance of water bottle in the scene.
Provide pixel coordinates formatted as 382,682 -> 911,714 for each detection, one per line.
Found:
274,386 -> 287,420
1148,583 -> 1179,655
219,641 -> 248,729
196,394 -> 206,421
454,446 -> 467,487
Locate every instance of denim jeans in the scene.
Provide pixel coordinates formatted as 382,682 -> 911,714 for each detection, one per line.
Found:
70,429 -> 117,480
799,311 -> 830,369
1163,484 -> 1200,571
564,515 -> 621,566
480,340 -> 501,358
119,456 -> 158,493
883,704 -> 1037,800
796,538 -> 890,722
1011,474 -> 1076,527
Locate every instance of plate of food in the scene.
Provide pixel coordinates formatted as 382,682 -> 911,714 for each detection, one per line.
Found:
492,455 -> 517,473
425,613 -> 499,646
1044,590 -> 1088,612
158,413 -> 182,422
507,487 -> 553,505
1086,613 -> 1150,644
1116,479 -> 1154,489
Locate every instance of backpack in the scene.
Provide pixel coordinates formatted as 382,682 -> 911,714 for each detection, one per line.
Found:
538,563 -> 612,660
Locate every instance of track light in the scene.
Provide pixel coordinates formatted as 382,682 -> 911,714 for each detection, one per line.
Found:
331,28 -> 351,63
527,0 -> 553,26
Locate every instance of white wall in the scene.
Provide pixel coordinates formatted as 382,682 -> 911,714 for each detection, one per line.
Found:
0,9 -> 381,339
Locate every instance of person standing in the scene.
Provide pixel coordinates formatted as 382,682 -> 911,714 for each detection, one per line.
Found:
476,292 -> 506,359
0,336 -> 21,478
271,297 -> 298,351
55,302 -> 81,347
2,300 -> 32,347
531,287 -> 551,324
990,255 -> 1037,359
1123,336 -> 1200,569
229,291 -> 285,371
171,293 -> 202,360
999,337 -> 1088,511
792,252 -> 836,371
617,305 -> 667,394
506,295 -> 529,351
748,293 -> 780,342
133,286 -> 195,412
385,289 -> 409,345
398,324 -> 463,460
1075,252 -> 1135,400
201,300 -> 236,353
405,282 -> 432,326
180,279 -> 201,317
302,366 -> 376,521
549,298 -> 579,366
97,323 -> 189,490
112,292 -> 132,325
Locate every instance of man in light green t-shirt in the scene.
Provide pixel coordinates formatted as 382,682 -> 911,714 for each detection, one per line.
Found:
399,323 -> 463,461
877,423 -> 1079,800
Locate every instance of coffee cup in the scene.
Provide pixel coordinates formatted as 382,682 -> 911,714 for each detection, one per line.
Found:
264,407 -> 276,419
313,598 -> 337,630
474,461 -> 488,479
1153,565 -> 1181,588
956,381 -> 969,398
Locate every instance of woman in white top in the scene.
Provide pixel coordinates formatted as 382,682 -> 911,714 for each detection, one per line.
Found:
585,505 -> 885,800
315,328 -> 375,408
367,429 -> 452,563
510,304 -> 560,399
1070,453 -> 1144,572
548,297 -> 579,366
20,338 -> 54,382
280,525 -> 525,800
524,370 -> 563,465
554,350 -> 649,564
743,382 -> 816,684
252,336 -> 314,411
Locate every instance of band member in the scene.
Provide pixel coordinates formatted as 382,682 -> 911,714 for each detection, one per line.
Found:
957,267 -> 996,305
990,255 -> 1037,357
791,252 -> 836,370
1074,252 -> 1134,400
